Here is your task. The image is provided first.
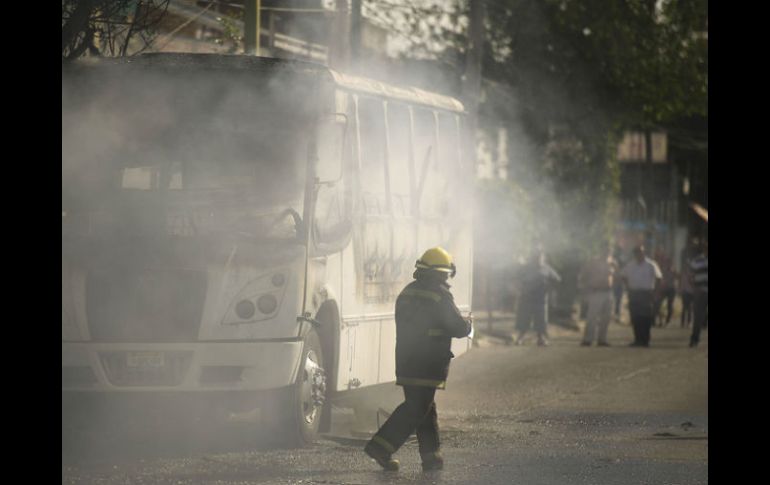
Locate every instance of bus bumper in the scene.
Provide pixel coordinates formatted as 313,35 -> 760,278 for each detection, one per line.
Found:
61,340 -> 304,392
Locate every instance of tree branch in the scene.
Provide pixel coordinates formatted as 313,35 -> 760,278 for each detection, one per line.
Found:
62,0 -> 93,55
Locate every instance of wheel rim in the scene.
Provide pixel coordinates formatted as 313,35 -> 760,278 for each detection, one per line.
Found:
300,349 -> 326,425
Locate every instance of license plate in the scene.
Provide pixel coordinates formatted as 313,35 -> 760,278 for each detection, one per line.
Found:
126,351 -> 165,368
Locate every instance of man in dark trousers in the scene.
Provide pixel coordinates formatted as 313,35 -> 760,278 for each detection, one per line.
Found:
514,244 -> 561,346
364,247 -> 472,472
621,245 -> 662,347
689,240 -> 708,347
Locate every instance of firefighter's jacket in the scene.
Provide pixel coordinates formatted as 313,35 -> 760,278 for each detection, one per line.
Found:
394,278 -> 472,389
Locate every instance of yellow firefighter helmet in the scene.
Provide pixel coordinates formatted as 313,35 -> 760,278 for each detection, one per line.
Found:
416,247 -> 456,276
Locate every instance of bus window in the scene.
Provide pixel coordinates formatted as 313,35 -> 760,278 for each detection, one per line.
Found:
411,107 -> 434,217
412,107 -> 450,219
357,97 -> 388,215
437,113 -> 461,174
437,112 -> 463,211
386,102 -> 412,218
121,166 -> 159,190
314,109 -> 352,250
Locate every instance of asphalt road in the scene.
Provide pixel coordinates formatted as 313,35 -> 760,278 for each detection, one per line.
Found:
62,320 -> 708,484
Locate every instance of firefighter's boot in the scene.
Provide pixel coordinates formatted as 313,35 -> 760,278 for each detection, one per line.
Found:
364,441 -> 399,471
421,451 -> 444,471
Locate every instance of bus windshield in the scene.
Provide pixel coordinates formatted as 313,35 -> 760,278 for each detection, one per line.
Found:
62,62 -> 313,204
63,63 -> 318,241
118,117 -> 306,196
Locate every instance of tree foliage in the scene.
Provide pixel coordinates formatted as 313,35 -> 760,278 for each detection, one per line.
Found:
365,0 -> 705,260
542,0 -> 708,126
62,0 -> 170,59
366,0 -> 707,127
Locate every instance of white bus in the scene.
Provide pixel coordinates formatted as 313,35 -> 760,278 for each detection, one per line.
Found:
62,53 -> 473,445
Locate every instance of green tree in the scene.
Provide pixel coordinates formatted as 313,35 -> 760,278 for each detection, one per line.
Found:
364,0 -> 705,252
542,0 -> 708,126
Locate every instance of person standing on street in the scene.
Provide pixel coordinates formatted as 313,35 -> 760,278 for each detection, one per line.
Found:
653,250 -> 677,327
621,245 -> 662,347
514,244 -> 562,346
689,240 -> 708,348
578,242 -> 615,347
612,243 -> 626,321
364,247 -> 472,472
679,263 -> 695,328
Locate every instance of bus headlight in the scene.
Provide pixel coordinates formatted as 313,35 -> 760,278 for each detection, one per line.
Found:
257,294 -> 278,314
235,299 -> 257,320
271,273 -> 286,287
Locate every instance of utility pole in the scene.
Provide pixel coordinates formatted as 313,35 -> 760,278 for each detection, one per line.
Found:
350,0 -> 362,67
461,0 -> 486,181
462,0 -> 486,130
669,160 -> 678,258
244,0 -> 261,55
463,0 -> 487,320
329,0 -> 350,70
644,129 -> 654,251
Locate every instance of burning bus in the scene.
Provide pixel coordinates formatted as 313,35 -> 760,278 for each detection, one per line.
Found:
62,53 -> 473,445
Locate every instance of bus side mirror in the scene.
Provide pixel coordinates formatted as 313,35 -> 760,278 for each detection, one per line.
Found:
312,219 -> 353,255
315,113 -> 348,186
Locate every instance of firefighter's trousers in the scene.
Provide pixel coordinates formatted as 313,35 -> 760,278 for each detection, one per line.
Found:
369,385 -> 439,457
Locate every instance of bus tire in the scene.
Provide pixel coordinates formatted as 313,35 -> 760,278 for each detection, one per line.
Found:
284,329 -> 327,446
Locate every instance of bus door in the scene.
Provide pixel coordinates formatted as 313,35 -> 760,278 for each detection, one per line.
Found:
335,95 -> 390,391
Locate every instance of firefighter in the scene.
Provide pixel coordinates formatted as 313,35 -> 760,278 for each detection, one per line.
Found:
364,247 -> 473,472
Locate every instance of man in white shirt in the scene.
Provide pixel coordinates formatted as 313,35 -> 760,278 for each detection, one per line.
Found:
621,245 -> 662,347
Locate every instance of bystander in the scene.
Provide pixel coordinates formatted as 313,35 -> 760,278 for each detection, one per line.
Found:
578,242 -> 615,346
621,245 -> 662,347
514,245 -> 562,346
689,240 -> 708,348
654,250 -> 677,327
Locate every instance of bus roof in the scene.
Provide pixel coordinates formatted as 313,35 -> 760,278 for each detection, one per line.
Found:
328,70 -> 465,114
65,53 -> 466,114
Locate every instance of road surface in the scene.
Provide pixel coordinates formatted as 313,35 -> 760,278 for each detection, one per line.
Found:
62,320 -> 708,484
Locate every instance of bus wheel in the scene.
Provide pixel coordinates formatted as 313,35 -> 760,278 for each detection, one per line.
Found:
286,329 -> 327,446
